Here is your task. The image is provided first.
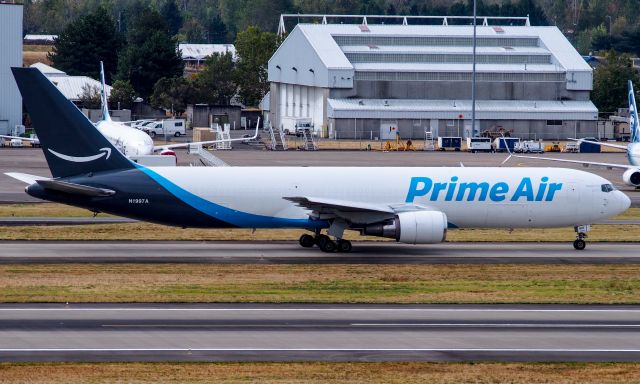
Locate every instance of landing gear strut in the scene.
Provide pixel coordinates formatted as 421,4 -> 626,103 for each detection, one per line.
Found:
573,225 -> 590,250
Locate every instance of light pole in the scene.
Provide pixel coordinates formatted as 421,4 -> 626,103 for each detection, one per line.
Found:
471,0 -> 478,137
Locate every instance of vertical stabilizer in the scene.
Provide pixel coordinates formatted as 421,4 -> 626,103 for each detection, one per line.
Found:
100,61 -> 111,122
629,80 -> 639,143
11,67 -> 133,178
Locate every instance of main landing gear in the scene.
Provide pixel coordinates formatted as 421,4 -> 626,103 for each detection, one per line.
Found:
298,233 -> 352,253
573,225 -> 591,250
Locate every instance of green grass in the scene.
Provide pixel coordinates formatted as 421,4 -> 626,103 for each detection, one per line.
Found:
2,264 -> 640,304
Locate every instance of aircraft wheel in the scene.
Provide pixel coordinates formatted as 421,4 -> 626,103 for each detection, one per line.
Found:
573,239 -> 586,250
317,235 -> 336,253
299,234 -> 315,248
336,240 -> 352,253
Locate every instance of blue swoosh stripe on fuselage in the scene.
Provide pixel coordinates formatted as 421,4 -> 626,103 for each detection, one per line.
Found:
135,164 -> 327,229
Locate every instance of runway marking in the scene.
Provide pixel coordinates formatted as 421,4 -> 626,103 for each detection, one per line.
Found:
352,323 -> 640,328
2,308 -> 640,313
2,348 -> 640,353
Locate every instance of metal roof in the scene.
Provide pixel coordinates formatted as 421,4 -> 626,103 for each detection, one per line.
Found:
24,34 -> 57,42
31,62 -> 111,101
178,43 -> 236,61
327,98 -> 598,120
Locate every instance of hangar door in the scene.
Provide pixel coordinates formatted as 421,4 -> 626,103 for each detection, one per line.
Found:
380,120 -> 398,140
0,120 -> 8,135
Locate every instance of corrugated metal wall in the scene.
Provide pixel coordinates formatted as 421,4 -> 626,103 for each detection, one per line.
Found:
0,4 -> 23,135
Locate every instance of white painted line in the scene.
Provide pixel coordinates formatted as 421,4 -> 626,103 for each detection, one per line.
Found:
1,308 -> 640,313
351,323 -> 640,328
1,348 -> 640,352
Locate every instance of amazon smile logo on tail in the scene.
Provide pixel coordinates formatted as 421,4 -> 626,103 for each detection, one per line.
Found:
47,148 -> 111,163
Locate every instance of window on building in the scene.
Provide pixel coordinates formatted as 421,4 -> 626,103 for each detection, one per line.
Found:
546,120 -> 563,126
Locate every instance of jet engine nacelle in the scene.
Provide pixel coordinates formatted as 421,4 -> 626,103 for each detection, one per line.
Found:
623,168 -> 640,187
363,211 -> 448,244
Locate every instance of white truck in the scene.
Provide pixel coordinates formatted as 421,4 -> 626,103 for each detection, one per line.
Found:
143,119 -> 186,138
514,140 -> 544,153
466,137 -> 493,153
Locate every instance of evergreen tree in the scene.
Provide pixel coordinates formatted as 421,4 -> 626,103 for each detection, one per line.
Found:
592,50 -> 640,113
117,9 -> 184,99
234,26 -> 277,107
48,7 -> 121,82
159,0 -> 183,36
195,52 -> 237,105
150,77 -> 197,115
109,80 -> 137,110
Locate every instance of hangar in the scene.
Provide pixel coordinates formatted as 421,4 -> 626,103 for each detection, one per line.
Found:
267,16 -> 598,140
0,3 -> 23,135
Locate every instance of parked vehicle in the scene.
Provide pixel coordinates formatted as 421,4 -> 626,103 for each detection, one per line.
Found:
437,136 -> 462,151
492,137 -> 520,152
143,119 -> 186,138
466,137 -> 493,153
514,140 -> 544,153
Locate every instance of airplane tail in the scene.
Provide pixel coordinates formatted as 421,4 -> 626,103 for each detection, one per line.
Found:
11,67 -> 133,178
99,61 -> 111,122
629,80 -> 639,143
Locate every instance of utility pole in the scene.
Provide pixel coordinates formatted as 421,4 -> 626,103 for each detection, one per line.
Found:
471,0 -> 477,137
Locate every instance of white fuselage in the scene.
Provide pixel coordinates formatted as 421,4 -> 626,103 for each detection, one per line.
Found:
95,120 -> 154,157
139,166 -> 630,229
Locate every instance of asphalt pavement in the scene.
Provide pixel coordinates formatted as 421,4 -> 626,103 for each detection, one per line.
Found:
1,303 -> 639,362
0,241 -> 638,264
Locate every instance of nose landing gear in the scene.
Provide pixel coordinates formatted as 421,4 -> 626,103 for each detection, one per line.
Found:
573,225 -> 591,250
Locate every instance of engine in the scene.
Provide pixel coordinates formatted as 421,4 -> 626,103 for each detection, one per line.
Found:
362,211 -> 448,244
623,169 -> 640,187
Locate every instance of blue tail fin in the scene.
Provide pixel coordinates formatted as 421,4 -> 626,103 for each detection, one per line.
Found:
11,67 -> 133,178
629,80 -> 639,143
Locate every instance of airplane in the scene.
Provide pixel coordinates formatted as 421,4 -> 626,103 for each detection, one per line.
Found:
5,67 -> 631,252
94,62 -> 258,158
505,80 -> 640,189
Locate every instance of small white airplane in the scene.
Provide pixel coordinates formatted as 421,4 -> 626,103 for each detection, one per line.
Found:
6,68 -> 631,252
507,80 -> 640,188
95,62 -> 258,158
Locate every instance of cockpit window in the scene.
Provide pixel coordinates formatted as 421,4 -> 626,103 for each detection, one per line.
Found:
601,184 -> 615,192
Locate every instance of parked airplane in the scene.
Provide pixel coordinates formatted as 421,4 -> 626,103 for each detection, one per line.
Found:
95,62 -> 257,158
6,68 -> 631,251
507,80 -> 640,188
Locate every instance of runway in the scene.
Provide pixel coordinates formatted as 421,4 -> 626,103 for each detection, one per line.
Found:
1,304 -> 639,362
0,241 -> 639,264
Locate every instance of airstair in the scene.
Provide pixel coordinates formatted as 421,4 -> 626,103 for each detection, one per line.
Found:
214,123 -> 232,150
301,128 -> 317,150
188,143 -> 229,167
423,131 -> 435,151
268,125 -> 288,151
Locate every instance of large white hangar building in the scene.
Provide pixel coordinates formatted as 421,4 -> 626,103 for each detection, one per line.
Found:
267,16 -> 597,140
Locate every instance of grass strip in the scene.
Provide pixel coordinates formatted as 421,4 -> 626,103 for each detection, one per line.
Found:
2,264 -> 640,304
0,222 -> 638,241
1,362 -> 640,383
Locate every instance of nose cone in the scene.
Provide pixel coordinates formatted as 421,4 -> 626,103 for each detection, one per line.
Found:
617,191 -> 632,213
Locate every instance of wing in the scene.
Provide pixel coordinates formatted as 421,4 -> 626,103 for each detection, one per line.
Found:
0,135 -> 37,141
569,138 -> 627,151
284,196 -> 429,224
512,153 -> 634,170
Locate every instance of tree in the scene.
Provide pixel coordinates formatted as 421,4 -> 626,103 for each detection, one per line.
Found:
150,77 -> 197,115
48,7 -> 121,82
117,9 -> 184,99
234,26 -> 278,107
592,50 -> 640,113
78,83 -> 102,109
159,0 -> 183,36
195,52 -> 237,105
109,80 -> 137,110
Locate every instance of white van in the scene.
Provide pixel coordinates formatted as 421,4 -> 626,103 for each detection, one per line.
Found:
144,119 -> 186,138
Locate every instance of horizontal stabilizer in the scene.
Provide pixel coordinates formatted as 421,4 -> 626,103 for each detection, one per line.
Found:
36,179 -> 116,197
4,172 -> 49,185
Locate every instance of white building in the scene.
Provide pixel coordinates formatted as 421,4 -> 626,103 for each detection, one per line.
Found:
0,3 -> 23,135
30,63 -> 112,102
268,16 -> 598,140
